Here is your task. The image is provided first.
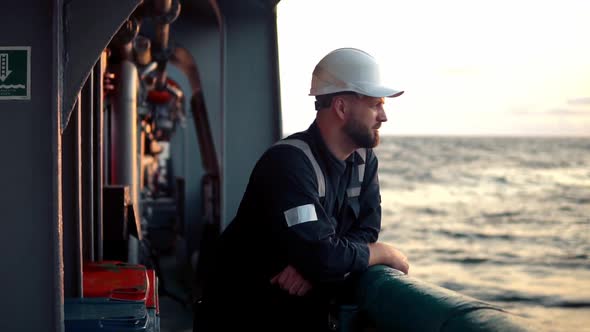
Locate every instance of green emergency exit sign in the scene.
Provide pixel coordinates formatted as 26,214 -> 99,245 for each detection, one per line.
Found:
0,46 -> 30,100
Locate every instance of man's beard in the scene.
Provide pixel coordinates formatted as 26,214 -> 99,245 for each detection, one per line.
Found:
343,118 -> 379,148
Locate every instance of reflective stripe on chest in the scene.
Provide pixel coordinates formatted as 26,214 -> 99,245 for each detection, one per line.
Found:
274,139 -> 366,198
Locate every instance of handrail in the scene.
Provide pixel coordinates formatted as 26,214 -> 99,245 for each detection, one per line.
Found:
356,265 -> 538,332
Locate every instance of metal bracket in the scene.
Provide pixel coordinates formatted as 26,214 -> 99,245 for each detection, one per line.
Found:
62,0 -> 142,132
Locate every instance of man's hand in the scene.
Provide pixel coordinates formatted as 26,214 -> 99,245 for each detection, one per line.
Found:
270,265 -> 312,296
368,242 -> 410,274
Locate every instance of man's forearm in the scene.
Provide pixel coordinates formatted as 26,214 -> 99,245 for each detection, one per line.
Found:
367,241 -> 410,274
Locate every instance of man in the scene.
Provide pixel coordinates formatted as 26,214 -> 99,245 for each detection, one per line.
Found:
197,48 -> 409,331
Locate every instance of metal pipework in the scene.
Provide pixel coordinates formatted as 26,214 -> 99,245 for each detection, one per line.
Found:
110,18 -> 140,61
138,61 -> 158,81
154,0 -> 172,50
133,35 -> 152,66
110,59 -> 141,264
111,60 -> 138,206
111,60 -> 139,230
151,0 -> 181,89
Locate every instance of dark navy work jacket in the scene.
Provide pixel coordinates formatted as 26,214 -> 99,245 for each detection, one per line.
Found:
207,121 -> 382,296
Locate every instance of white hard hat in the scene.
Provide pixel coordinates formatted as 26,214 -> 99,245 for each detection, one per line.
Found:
309,48 -> 403,98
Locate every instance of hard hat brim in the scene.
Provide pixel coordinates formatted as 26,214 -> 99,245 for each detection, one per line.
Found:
309,83 -> 404,98
353,82 -> 404,98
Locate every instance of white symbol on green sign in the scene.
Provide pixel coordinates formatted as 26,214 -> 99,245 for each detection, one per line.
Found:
0,46 -> 30,100
0,54 -> 13,82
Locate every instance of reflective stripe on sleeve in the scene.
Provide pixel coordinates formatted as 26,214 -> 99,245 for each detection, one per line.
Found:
284,204 -> 318,227
274,139 -> 326,197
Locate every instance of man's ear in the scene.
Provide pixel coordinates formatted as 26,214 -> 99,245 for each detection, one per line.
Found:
332,97 -> 347,121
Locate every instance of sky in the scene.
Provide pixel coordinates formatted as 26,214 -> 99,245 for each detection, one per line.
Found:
276,0 -> 590,137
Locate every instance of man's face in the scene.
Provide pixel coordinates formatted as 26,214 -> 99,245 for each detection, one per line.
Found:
342,95 -> 388,148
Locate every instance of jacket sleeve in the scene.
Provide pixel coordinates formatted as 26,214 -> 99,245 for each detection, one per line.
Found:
343,149 -> 381,244
259,146 -> 370,283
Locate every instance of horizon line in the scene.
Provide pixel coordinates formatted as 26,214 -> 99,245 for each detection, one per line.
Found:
281,132 -> 590,139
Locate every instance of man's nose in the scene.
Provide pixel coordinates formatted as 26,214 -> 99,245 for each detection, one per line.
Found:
378,107 -> 388,122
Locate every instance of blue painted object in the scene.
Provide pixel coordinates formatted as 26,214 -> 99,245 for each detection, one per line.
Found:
147,309 -> 160,332
64,298 -> 148,331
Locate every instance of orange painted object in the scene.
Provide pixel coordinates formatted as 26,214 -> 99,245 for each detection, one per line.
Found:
146,269 -> 159,314
83,261 -> 148,302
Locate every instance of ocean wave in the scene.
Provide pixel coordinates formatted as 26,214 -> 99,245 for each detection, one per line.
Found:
481,210 -> 522,219
519,160 -> 575,169
432,252 -> 590,270
552,183 -> 590,200
380,167 -> 438,183
490,175 -> 509,184
439,257 -> 590,270
437,229 -> 514,241
437,254 -> 498,265
479,291 -> 590,308
449,257 -> 489,264
436,248 -> 464,255
567,253 -> 588,260
412,207 -> 448,216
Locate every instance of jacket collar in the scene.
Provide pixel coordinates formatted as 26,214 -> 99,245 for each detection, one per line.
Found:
307,121 -> 365,176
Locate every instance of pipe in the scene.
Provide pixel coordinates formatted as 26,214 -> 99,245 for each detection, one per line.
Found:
75,95 -> 83,297
93,51 -> 106,261
151,0 -> 181,90
111,60 -> 138,208
111,60 -> 140,262
356,266 -> 538,332
81,69 -> 94,262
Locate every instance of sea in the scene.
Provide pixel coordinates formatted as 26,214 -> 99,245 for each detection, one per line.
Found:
374,136 -> 590,332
